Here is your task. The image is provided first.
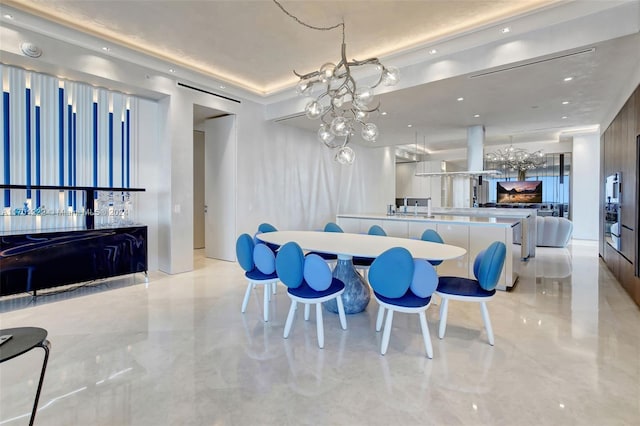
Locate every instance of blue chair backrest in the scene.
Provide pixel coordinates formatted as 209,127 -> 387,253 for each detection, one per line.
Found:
303,254 -> 332,291
368,225 -> 387,236
410,259 -> 439,298
236,234 -> 255,272
324,222 -> 344,233
258,223 -> 278,233
275,241 -> 305,289
421,229 -> 444,244
420,229 -> 444,265
253,243 -> 276,274
368,247 -> 414,298
473,241 -> 506,291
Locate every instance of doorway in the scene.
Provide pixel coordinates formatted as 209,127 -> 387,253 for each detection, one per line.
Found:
192,105 -> 236,261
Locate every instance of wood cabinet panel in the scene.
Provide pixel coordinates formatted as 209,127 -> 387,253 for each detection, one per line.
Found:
603,242 -> 620,279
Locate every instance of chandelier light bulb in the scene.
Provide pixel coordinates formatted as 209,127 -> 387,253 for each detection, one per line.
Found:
335,146 -> 355,164
318,124 -> 338,147
332,96 -> 345,108
361,123 -> 378,142
330,116 -> 351,137
305,100 -> 324,119
355,110 -> 368,121
381,67 -> 400,86
319,62 -> 337,83
353,86 -> 374,107
296,79 -> 312,95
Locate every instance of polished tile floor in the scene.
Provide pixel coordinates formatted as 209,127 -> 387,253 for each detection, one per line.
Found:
1,240 -> 639,425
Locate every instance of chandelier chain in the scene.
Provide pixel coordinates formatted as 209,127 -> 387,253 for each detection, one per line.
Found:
273,0 -> 345,43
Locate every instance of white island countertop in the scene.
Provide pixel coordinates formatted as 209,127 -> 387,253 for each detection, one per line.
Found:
337,212 -> 522,227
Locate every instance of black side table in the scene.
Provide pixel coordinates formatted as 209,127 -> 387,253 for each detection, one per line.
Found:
0,327 -> 51,426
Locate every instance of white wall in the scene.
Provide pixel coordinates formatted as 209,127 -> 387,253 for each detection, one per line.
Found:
135,98 -> 161,271
571,131 -> 600,240
396,161 -> 444,207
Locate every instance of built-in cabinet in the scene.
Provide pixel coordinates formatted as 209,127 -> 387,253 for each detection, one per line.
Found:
600,84 -> 640,307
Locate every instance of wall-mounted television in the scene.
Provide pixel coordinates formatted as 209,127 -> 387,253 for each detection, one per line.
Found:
496,181 -> 542,203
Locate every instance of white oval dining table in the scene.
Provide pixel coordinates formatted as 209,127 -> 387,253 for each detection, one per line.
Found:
257,230 -> 466,314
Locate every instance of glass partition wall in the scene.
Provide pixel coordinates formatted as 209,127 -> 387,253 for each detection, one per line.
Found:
481,152 -> 571,219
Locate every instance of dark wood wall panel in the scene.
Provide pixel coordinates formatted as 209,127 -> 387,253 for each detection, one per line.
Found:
601,84 -> 639,308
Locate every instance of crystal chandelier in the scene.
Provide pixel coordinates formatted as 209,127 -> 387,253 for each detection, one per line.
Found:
274,0 -> 399,164
485,144 -> 546,180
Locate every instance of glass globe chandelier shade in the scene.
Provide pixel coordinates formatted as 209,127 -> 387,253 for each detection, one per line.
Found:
361,123 -> 378,142
335,146 -> 355,165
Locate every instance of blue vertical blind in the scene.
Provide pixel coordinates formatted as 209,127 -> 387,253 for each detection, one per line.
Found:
0,65 -> 139,211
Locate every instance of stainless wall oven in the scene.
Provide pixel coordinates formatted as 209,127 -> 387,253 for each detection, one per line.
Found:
604,172 -> 621,251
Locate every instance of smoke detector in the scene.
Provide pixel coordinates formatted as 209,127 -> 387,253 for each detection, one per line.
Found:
20,42 -> 42,58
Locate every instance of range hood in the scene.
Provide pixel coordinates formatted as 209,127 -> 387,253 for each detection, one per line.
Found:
414,125 -> 500,177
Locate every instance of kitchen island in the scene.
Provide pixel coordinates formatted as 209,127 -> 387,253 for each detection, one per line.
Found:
336,208 -> 536,290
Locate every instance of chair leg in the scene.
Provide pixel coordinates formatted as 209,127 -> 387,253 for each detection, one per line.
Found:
272,282 -> 277,295
316,303 -> 324,348
284,300 -> 297,339
438,297 -> 449,339
418,311 -> 433,359
304,304 -> 310,321
381,309 -> 394,355
241,282 -> 252,313
263,284 -> 270,322
336,296 -> 347,330
376,305 -> 385,332
480,301 -> 495,345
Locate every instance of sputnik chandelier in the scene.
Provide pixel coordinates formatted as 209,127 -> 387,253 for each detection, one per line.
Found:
485,144 -> 546,180
274,0 -> 399,164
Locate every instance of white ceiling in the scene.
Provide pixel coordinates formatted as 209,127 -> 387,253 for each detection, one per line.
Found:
1,0 -> 639,163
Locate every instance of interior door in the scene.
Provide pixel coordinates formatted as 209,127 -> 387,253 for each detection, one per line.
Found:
204,115 -> 236,261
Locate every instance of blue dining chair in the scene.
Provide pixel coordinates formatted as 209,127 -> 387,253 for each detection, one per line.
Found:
436,241 -> 506,345
368,247 -> 439,358
236,233 -> 279,322
309,222 -> 343,265
353,225 -> 387,280
276,241 -> 347,348
256,222 -> 280,253
258,222 -> 278,233
421,229 -> 444,266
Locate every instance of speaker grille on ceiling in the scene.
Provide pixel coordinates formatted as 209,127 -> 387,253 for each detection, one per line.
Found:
469,47 -> 595,78
274,113 -> 305,123
177,82 -> 241,104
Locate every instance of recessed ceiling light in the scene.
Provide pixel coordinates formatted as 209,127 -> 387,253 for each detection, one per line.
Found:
407,124 -> 412,128
457,97 -> 464,101
219,85 -> 226,89
381,112 -> 387,116
429,49 -> 437,55
101,47 -> 111,52
3,13 -> 14,20
169,68 -> 176,73
562,116 -> 568,119
563,76 -> 573,82
562,101 -> 570,105
473,114 -> 480,118
501,27 -> 511,34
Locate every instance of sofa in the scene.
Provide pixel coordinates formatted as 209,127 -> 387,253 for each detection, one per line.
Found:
514,216 -> 573,248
